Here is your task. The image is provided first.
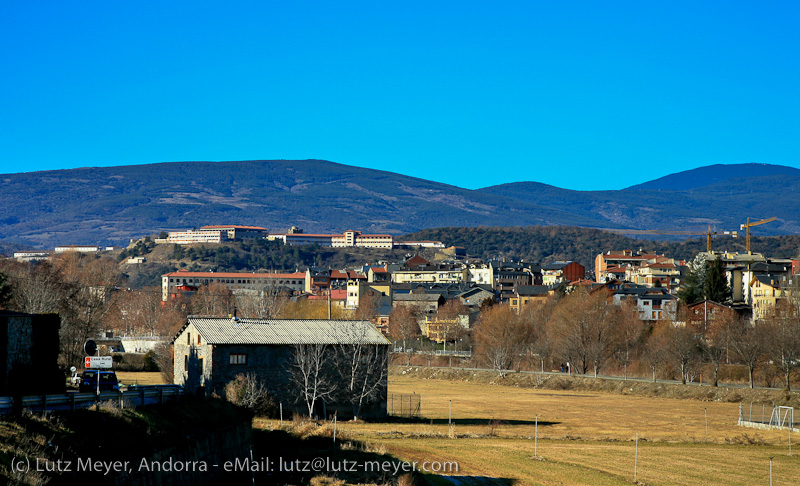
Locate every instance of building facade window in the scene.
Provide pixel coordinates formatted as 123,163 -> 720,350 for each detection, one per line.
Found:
229,354 -> 247,365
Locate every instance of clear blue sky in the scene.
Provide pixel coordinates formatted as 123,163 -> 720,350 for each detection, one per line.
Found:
2,1 -> 798,190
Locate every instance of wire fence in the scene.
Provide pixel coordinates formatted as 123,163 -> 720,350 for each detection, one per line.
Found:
389,393 -> 421,418
738,402 -> 796,431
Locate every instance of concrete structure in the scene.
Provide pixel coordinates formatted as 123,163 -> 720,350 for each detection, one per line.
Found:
395,240 -> 446,249
0,312 -> 62,396
54,245 -> 99,253
13,251 -> 52,262
268,228 -> 393,248
172,317 -> 390,418
166,229 -> 229,244
199,225 -> 269,240
162,270 -> 306,301
166,225 -> 269,245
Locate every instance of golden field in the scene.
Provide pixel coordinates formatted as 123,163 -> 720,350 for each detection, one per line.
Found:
258,370 -> 800,485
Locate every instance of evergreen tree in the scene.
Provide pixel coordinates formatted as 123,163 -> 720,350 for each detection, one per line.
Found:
677,254 -> 707,304
704,256 -> 731,303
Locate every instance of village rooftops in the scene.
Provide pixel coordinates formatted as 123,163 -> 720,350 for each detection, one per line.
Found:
176,318 -> 390,345
541,261 -> 575,270
515,285 -> 553,296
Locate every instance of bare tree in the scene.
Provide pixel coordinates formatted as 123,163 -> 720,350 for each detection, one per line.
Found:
5,260 -> 69,314
53,254 -> 122,367
724,317 -> 765,388
291,343 -> 337,418
642,323 -> 670,382
388,305 -> 422,365
191,281 -> 235,317
474,304 -> 528,372
548,288 -> 615,376
612,300 -> 643,380
664,324 -> 701,384
700,307 -> 737,387
762,301 -> 800,391
334,323 -> 389,420
112,287 -> 186,336
236,281 -> 288,319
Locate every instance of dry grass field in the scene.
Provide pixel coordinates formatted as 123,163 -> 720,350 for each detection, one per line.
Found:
257,372 -> 800,485
115,371 -> 167,386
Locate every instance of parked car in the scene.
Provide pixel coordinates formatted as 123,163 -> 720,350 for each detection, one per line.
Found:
79,370 -> 120,392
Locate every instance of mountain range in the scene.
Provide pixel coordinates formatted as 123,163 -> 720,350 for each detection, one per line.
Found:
1,160 -> 798,251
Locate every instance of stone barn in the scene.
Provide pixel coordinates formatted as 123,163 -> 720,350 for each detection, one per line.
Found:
173,317 -> 390,419
0,312 -> 63,396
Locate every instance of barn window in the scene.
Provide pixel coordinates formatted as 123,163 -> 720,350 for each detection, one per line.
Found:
197,334 -> 202,345
230,354 -> 247,365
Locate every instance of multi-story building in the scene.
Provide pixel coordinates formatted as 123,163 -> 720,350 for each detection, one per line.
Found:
510,285 -> 555,312
491,261 -> 540,297
268,228 -> 393,248
13,251 -> 52,262
199,225 -> 270,240
612,287 -> 677,322
595,250 -> 652,282
55,245 -> 99,253
541,261 -> 585,286
628,262 -> 684,291
166,225 -> 269,245
749,276 -> 792,321
162,270 -> 306,301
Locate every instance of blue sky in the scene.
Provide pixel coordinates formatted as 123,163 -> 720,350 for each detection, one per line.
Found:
1,1 -> 798,190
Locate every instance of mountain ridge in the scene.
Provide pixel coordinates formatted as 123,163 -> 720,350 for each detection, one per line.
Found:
1,160 -> 798,250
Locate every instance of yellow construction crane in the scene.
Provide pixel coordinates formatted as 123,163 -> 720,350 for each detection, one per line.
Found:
740,217 -> 777,253
603,225 -> 737,252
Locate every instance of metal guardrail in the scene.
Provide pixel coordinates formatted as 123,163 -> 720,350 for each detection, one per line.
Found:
0,385 -> 184,415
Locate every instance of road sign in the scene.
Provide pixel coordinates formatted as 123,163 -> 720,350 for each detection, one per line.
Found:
84,356 -> 112,368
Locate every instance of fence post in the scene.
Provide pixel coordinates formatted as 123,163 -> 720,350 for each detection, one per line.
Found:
634,432 -> 639,483
70,393 -> 75,412
42,395 -> 47,416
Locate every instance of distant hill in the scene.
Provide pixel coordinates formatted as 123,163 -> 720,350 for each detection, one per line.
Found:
1,160 -> 799,250
477,163 -> 800,237
625,163 -> 800,191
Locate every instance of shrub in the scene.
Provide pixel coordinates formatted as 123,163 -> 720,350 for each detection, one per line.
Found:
224,373 -> 276,417
143,351 -> 159,372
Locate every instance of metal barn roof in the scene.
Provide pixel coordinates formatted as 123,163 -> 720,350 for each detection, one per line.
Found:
180,318 -> 390,346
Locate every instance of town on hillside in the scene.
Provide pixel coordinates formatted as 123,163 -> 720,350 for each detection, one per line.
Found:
3,224 -> 800,483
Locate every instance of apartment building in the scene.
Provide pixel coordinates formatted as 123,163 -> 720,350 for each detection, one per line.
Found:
268,228 -> 393,248
162,270 -> 306,301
